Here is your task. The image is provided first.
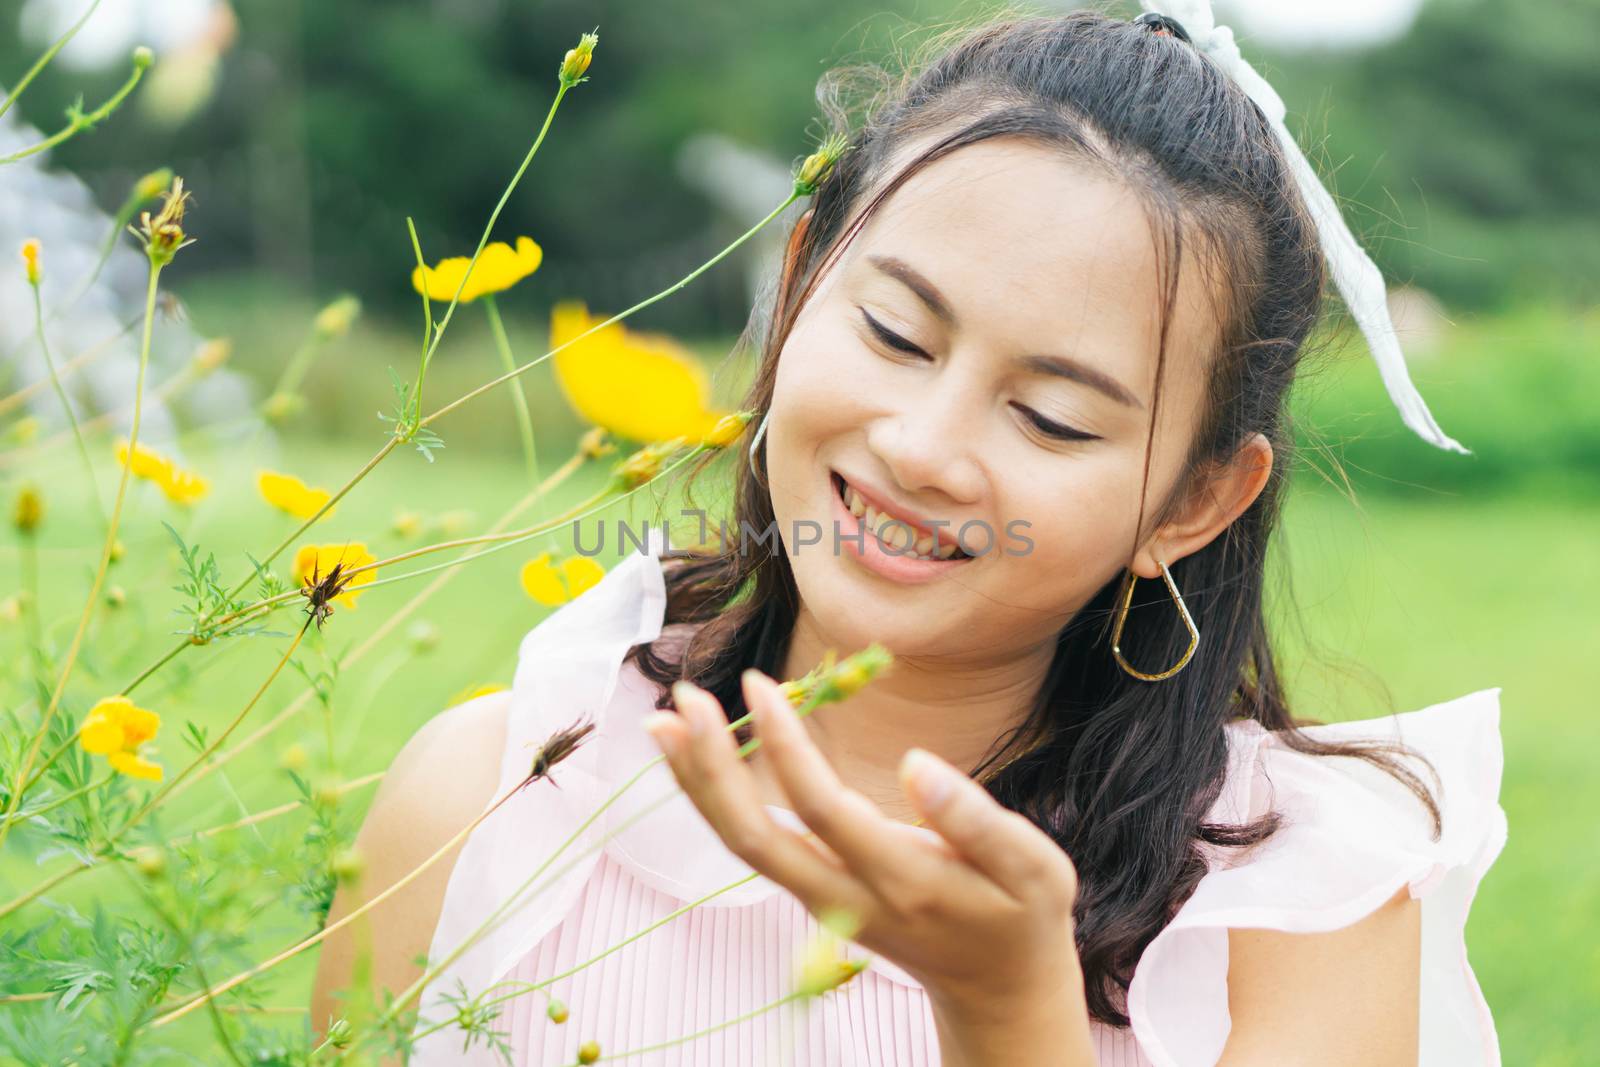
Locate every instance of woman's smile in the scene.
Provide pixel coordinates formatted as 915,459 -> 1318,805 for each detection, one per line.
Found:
826,467 -> 976,585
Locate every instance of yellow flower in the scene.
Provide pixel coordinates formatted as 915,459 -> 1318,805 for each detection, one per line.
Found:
291,542 -> 378,609
78,695 -> 163,782
20,238 -> 41,286
192,337 -> 232,373
559,31 -> 598,86
703,411 -> 754,448
258,470 -> 334,521
157,464 -> 209,506
520,553 -> 605,606
550,300 -> 730,444
411,237 -> 543,303
116,438 -> 173,481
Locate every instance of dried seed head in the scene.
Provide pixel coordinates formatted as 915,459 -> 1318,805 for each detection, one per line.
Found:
129,176 -> 195,266
520,717 -> 597,792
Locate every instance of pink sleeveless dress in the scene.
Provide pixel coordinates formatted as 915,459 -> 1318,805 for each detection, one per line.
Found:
413,532 -> 1506,1066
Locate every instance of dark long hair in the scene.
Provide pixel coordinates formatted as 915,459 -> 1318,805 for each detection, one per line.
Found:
625,5 -> 1441,1026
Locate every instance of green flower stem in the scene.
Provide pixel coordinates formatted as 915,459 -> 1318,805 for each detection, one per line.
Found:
29,284 -> 105,525
0,51 -> 150,165
572,990 -> 812,1064
0,0 -> 106,122
0,310 -> 142,420
0,261 -> 162,854
0,773 -> 111,829
420,191 -> 801,431
483,294 -> 540,483
411,82 -> 573,408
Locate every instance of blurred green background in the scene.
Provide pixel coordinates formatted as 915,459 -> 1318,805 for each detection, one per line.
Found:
1,0 -> 1596,1063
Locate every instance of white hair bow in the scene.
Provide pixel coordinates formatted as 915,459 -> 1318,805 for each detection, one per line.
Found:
1141,1 -> 1471,454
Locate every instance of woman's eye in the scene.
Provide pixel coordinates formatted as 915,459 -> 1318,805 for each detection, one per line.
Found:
858,307 -> 928,358
1012,402 -> 1100,443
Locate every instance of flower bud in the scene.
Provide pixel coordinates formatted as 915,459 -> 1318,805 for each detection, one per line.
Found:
326,1018 -> 353,1049
702,411 -> 753,449
20,239 -> 40,287
132,46 -> 154,71
109,539 -> 127,563
192,337 -> 232,374
559,31 -> 598,87
577,1040 -> 601,1065
407,619 -> 441,653
608,438 -> 686,492
280,742 -> 309,773
330,847 -> 364,885
104,585 -> 127,609
7,416 -> 41,445
13,484 -> 43,534
313,294 -> 361,340
546,999 -> 569,1024
263,392 -> 302,422
134,167 -> 174,202
136,848 -> 166,879
392,510 -> 424,540
794,133 -> 849,197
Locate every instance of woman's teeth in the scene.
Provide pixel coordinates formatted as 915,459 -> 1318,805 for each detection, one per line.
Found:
840,480 -> 963,561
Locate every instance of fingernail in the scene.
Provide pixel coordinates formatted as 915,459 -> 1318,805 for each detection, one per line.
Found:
903,748 -> 952,811
643,712 -> 680,756
672,681 -> 704,739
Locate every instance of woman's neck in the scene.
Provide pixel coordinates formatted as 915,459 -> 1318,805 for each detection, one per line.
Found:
749,605 -> 1055,823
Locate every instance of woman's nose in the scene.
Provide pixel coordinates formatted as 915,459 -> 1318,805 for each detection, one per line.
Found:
864,388 -> 985,505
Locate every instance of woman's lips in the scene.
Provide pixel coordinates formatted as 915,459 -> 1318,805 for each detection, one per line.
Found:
827,470 -> 974,585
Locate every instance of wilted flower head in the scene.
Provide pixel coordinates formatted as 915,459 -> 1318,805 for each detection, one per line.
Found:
794,133 -> 849,197
519,716 -> 597,792
411,237 -> 542,303
78,695 -> 164,782
20,238 -> 40,286
559,30 -> 598,87
313,294 -> 362,339
13,483 -> 43,534
257,470 -> 334,522
129,175 -> 196,265
578,426 -> 616,461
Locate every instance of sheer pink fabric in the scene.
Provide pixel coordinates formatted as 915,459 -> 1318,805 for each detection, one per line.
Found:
413,533 -> 1505,1066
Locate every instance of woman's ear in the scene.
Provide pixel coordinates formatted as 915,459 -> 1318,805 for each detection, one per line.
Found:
773,208 -> 814,329
1133,432 -> 1274,578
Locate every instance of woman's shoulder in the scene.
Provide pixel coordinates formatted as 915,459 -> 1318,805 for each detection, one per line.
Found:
1128,687 -> 1508,1067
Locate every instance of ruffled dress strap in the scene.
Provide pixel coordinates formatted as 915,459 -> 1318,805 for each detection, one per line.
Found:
1127,686 -> 1507,1067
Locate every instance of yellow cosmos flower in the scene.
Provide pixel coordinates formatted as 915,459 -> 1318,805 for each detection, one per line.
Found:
157,465 -> 209,506
21,238 -> 41,286
291,542 -> 378,609
520,552 -> 605,606
411,237 -> 543,304
78,695 -> 163,782
258,470 -> 335,521
549,300 -> 730,444
116,438 -> 173,481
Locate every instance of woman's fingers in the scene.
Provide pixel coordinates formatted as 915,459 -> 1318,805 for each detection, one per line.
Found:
899,747 -> 1078,910
741,669 -> 944,892
645,682 -> 869,918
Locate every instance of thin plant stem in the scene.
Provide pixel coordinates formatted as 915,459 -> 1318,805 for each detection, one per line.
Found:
0,0 -> 106,122
1,773 -> 111,828
421,192 -> 799,430
0,262 -> 162,853
0,54 -> 150,165
483,294 -> 539,483
29,285 -> 105,524
0,311 -> 138,419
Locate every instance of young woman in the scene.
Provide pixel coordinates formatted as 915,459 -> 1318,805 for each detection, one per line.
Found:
312,7 -> 1505,1065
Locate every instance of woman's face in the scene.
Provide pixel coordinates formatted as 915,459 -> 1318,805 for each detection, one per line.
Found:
764,137 -> 1234,663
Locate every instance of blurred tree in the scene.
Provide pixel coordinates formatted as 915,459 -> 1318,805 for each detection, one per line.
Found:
4,0 -> 1594,321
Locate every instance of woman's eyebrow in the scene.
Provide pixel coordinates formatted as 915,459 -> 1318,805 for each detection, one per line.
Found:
866,253 -> 1145,411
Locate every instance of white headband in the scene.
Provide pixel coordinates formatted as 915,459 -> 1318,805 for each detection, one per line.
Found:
1140,1 -> 1470,454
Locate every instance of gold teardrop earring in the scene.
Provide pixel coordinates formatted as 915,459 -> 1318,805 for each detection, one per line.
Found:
1110,557 -> 1200,682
